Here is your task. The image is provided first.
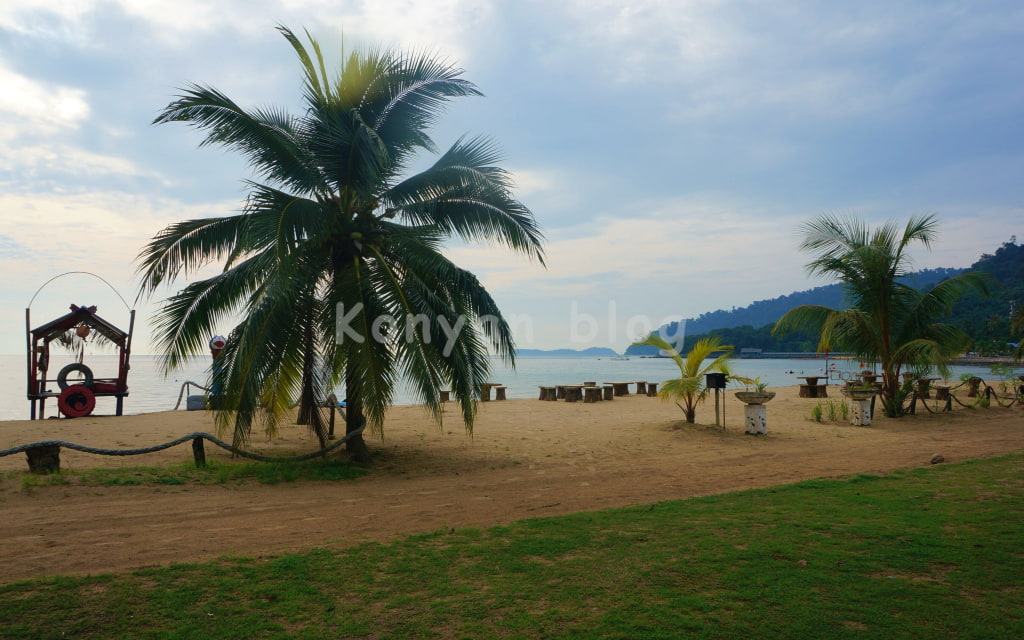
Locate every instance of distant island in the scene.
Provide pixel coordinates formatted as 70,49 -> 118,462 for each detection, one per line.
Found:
516,347 -> 620,357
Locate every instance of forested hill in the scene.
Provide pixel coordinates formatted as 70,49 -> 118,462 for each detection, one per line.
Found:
660,267 -> 966,338
625,236 -> 1023,357
949,238 -> 1024,351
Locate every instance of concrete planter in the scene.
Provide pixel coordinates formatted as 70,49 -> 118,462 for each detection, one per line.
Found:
841,388 -> 876,401
734,391 -> 776,405
734,391 -> 775,435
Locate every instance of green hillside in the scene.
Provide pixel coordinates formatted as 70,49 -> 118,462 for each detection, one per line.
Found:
627,237 -> 1022,356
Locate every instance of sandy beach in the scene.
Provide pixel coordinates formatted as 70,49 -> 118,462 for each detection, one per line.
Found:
1,385 -> 1022,584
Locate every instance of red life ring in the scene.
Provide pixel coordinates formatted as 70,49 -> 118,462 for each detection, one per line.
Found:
58,385 -> 96,418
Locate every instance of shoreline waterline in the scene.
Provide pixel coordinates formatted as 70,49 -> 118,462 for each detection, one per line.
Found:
2,353 -> 1010,422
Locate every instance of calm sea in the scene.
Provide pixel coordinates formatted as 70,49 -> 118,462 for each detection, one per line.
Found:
0,353 -> 998,421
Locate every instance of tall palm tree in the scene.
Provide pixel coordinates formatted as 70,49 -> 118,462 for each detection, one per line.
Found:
629,334 -> 742,423
137,26 -> 544,460
773,214 -> 988,417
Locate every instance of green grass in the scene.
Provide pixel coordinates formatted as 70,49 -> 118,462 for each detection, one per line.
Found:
1,454 -> 1022,639
6,458 -> 367,490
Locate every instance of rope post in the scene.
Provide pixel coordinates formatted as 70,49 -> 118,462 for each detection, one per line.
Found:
26,444 -> 61,474
192,436 -> 206,468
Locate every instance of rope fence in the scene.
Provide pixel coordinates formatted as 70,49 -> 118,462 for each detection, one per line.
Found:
906,378 -> 1021,414
0,425 -> 366,474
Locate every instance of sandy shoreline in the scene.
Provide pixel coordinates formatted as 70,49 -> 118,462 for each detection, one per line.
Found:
1,385 -> 1022,584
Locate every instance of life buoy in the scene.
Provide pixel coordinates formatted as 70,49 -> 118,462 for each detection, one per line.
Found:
57,363 -> 94,390
58,385 -> 96,418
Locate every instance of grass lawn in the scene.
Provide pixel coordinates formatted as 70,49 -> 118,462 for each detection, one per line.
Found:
1,453 -> 1021,639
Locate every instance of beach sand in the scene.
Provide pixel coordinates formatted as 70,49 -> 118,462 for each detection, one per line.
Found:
1,385 -> 1021,584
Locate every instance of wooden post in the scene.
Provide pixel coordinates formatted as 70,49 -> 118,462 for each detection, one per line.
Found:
714,388 -> 720,427
192,437 -> 206,468
26,444 -> 61,474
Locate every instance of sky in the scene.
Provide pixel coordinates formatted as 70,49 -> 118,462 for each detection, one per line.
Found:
1,0 -> 1022,355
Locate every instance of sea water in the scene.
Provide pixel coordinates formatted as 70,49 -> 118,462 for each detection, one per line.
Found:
0,353 -> 1001,421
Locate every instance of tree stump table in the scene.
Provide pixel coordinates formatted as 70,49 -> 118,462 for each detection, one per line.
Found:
606,382 -> 630,396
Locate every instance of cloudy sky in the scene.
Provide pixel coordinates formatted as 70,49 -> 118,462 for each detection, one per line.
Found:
2,0 -> 1021,355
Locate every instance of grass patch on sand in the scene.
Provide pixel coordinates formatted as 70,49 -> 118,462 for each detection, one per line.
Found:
1,454 -> 1022,639
7,458 -> 367,490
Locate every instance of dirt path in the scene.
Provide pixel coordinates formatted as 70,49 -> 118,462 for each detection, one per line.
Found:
1,389 -> 1021,584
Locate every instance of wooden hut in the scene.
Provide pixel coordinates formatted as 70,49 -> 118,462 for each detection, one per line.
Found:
26,304 -> 135,419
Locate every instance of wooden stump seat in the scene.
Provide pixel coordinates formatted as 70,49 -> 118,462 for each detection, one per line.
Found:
635,381 -> 648,394
602,385 -> 614,401
583,386 -> 602,403
646,382 -> 658,397
495,386 -> 507,400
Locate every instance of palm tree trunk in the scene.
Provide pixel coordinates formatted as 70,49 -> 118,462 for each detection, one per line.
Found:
296,308 -> 316,426
881,367 -> 901,418
344,362 -> 372,463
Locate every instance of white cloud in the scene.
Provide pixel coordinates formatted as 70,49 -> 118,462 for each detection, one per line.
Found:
0,143 -> 154,181
0,64 -> 90,137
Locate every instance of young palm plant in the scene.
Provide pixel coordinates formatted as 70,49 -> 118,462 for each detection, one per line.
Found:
137,27 -> 544,460
773,214 -> 988,417
629,334 -> 742,423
